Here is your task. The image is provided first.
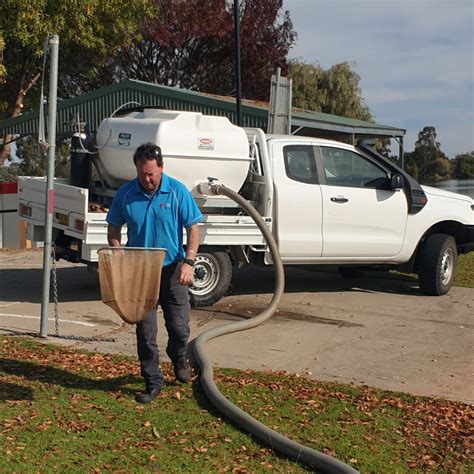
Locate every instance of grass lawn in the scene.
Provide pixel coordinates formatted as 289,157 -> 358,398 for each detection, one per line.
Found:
453,252 -> 474,288
1,337 -> 471,473
360,252 -> 474,288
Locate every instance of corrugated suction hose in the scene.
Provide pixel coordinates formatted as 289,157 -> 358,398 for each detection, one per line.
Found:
193,183 -> 358,473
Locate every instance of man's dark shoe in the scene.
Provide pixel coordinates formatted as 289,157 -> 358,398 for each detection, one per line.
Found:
135,387 -> 161,404
174,359 -> 191,383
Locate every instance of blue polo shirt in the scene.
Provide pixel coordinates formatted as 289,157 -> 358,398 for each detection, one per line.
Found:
106,173 -> 202,266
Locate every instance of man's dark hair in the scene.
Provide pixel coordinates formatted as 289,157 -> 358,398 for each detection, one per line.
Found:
133,143 -> 163,166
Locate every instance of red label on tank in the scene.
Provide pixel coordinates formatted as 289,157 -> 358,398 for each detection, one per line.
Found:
197,137 -> 215,150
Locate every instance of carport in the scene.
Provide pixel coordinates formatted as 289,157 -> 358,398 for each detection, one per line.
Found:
0,79 -> 405,158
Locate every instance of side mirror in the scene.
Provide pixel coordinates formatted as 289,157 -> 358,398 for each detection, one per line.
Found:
390,173 -> 404,190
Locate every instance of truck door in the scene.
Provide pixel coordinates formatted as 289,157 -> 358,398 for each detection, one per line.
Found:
272,142 -> 323,260
318,146 -> 407,257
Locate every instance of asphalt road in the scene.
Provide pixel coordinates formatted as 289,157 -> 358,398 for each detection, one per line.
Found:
1,249 -> 473,404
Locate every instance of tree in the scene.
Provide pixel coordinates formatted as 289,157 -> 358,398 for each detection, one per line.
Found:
288,60 -> 372,121
109,0 -> 233,89
451,152 -> 474,179
0,0 -> 152,164
0,33 -> 5,82
287,60 -> 325,111
0,163 -> 19,183
14,136 -> 70,178
236,0 -> 296,100
106,0 -> 296,100
405,126 -> 451,183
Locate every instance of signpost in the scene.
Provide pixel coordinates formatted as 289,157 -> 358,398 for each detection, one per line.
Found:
40,34 -> 59,337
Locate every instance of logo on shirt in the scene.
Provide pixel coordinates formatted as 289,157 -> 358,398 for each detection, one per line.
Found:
160,203 -> 171,209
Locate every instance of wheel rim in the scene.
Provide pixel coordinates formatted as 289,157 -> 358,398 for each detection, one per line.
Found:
189,254 -> 220,296
440,247 -> 455,286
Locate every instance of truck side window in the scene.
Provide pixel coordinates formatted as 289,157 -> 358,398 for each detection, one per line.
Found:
283,145 -> 318,184
320,147 -> 388,188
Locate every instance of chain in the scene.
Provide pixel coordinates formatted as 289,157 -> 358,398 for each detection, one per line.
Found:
51,246 -> 60,337
45,245 -> 116,343
4,330 -> 117,342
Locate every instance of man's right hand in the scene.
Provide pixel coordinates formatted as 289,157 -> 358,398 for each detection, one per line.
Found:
107,224 -> 122,247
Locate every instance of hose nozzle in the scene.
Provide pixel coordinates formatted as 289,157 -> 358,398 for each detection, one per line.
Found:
197,177 -> 222,196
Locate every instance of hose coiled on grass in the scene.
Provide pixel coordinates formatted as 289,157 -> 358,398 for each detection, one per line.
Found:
193,183 -> 358,473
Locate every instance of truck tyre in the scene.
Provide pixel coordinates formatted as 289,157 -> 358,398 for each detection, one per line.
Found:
189,247 -> 232,308
418,234 -> 457,296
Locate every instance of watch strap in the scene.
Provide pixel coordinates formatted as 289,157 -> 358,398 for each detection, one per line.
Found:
183,258 -> 195,266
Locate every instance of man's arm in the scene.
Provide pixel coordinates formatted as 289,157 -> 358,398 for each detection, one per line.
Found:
107,224 -> 122,247
185,223 -> 200,260
178,224 -> 200,286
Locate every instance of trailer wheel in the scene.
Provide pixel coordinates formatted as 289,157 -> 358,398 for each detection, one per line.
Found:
418,234 -> 457,296
189,248 -> 232,308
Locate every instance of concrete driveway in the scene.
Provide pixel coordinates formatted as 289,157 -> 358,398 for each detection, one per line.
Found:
1,249 -> 473,404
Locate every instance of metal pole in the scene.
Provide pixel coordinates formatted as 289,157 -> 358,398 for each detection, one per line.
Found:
40,34 -> 59,337
233,0 -> 242,126
400,136 -> 404,170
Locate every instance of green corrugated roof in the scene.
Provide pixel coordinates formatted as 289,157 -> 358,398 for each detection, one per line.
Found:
292,109 -> 404,135
0,79 -> 405,139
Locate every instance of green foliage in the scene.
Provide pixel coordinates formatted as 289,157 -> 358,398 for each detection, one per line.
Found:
0,0 -> 152,118
288,61 -> 324,110
405,126 -> 451,183
15,136 -> 70,177
0,163 -> 19,182
451,151 -> 474,179
288,60 -> 372,121
415,125 -> 440,149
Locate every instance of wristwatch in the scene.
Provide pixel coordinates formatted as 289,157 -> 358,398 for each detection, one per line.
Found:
183,258 -> 195,267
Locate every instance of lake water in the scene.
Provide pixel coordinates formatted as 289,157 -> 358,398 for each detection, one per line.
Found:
427,179 -> 474,199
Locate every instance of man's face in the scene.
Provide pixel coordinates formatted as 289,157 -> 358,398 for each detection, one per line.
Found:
136,158 -> 163,192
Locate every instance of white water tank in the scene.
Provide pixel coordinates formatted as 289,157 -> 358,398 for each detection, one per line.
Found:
96,109 -> 251,193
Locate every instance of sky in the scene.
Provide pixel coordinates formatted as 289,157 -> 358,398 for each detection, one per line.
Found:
283,0 -> 474,158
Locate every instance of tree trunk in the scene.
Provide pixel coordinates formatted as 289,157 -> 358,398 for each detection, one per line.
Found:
0,71 -> 41,165
0,135 -> 12,165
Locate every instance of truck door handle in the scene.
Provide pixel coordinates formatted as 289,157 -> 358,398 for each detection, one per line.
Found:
330,196 -> 349,203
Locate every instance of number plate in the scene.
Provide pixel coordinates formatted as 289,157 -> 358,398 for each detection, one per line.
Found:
55,212 -> 69,226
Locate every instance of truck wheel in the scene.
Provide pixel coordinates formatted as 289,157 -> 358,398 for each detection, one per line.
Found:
418,234 -> 457,296
189,248 -> 232,308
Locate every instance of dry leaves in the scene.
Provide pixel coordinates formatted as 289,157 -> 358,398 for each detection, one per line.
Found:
1,337 -> 472,471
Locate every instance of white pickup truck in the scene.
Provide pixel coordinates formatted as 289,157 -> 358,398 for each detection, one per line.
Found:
18,110 -> 474,307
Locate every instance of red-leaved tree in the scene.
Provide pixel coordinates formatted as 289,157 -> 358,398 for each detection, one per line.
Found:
111,0 -> 296,100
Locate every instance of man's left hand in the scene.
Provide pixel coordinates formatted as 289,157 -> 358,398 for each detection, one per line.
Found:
178,262 -> 194,286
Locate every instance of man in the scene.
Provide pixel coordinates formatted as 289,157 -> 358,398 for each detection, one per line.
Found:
107,143 -> 202,403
